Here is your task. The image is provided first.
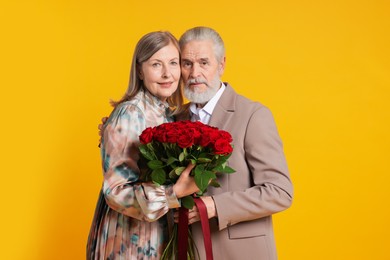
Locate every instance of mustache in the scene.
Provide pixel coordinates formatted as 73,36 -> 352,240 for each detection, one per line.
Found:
186,78 -> 209,87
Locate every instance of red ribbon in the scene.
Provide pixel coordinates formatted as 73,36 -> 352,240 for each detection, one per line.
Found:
194,198 -> 214,260
177,198 -> 213,260
178,206 -> 189,260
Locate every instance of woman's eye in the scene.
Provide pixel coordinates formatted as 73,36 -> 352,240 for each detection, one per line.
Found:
152,63 -> 161,67
170,61 -> 178,65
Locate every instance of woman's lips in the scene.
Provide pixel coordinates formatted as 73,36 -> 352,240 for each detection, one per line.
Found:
159,82 -> 173,88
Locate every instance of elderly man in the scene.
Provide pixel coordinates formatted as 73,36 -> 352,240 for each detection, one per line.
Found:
177,26 -> 293,260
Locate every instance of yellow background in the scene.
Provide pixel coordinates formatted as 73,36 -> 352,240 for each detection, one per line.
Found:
1,0 -> 389,259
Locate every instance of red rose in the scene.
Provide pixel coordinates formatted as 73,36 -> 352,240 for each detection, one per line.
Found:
166,128 -> 179,143
155,131 -> 166,142
161,122 -> 175,131
213,138 -> 233,155
177,131 -> 194,148
139,127 -> 154,144
199,128 -> 220,147
218,130 -> 233,143
186,128 -> 201,145
198,131 -> 212,147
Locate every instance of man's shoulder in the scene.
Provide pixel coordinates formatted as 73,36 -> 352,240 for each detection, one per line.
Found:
225,83 -> 266,111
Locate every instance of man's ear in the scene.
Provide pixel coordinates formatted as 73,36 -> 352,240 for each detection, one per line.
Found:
219,56 -> 226,75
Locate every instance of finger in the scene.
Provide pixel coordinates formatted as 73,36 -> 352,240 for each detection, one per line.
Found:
182,163 -> 196,176
188,211 -> 200,222
188,215 -> 200,225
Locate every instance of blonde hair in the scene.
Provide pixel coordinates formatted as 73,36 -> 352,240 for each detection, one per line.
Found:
112,31 -> 184,115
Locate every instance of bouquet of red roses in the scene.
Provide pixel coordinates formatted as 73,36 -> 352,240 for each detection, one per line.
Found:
138,120 -> 235,259
139,120 -> 235,208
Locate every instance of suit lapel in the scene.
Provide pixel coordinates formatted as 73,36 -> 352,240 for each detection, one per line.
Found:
209,83 -> 236,129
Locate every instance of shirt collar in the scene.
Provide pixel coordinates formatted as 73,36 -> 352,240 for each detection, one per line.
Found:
189,82 -> 226,117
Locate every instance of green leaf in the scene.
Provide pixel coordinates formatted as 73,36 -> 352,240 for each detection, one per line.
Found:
168,169 -> 177,179
167,156 -> 178,166
209,179 -> 221,188
151,168 -> 166,185
198,153 -> 208,158
212,163 -> 235,173
179,152 -> 185,162
197,157 -> 212,163
216,156 -> 228,165
146,142 -> 155,151
195,190 -> 204,196
194,164 -> 205,176
181,196 -> 195,209
219,165 -> 236,174
212,164 -> 224,172
139,145 -> 154,160
174,166 -> 185,175
147,160 -> 164,170
195,170 -> 216,192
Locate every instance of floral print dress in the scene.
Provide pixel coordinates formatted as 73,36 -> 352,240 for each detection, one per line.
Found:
87,90 -> 180,260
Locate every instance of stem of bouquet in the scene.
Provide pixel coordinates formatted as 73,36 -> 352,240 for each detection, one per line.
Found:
161,224 -> 177,260
161,215 -> 198,260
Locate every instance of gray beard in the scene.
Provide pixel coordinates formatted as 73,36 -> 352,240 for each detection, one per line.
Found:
184,77 -> 221,104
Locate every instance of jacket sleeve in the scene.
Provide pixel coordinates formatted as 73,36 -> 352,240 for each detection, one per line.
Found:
213,106 -> 293,230
101,103 -> 180,222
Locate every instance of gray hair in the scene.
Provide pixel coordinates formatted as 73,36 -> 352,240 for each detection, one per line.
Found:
179,26 -> 225,62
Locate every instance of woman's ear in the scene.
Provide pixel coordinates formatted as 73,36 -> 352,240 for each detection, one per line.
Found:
137,64 -> 144,80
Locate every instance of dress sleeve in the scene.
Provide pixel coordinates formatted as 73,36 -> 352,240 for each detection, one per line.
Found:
101,103 -> 180,222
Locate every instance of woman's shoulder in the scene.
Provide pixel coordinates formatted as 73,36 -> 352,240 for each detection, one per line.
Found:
115,99 -> 143,114
106,98 -> 145,126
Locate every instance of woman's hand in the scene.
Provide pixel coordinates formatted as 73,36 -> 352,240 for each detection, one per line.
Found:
173,163 -> 199,198
98,117 -> 108,147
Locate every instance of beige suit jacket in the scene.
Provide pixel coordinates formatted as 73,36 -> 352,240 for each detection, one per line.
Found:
179,84 -> 293,260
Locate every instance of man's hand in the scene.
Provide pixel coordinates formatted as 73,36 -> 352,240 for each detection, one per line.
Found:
174,196 -> 217,224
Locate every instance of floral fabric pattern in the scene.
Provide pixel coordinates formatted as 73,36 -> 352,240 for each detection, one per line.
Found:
87,90 -> 180,260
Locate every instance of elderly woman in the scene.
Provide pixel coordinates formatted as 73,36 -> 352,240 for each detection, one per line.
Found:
87,31 -> 198,260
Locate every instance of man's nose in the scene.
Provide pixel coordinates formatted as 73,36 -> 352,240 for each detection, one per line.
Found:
190,63 -> 200,78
